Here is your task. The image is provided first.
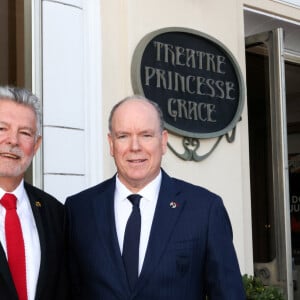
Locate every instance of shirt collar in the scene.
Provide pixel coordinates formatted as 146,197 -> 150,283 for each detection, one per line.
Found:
0,179 -> 26,203
115,170 -> 162,202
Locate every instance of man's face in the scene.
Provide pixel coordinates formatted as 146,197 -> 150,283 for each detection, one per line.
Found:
108,99 -> 168,192
0,99 -> 41,186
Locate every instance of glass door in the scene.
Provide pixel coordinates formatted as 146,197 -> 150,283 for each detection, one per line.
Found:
246,28 -> 293,299
286,53 -> 300,300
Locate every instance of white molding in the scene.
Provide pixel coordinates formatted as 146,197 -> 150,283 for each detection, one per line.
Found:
31,0 -> 44,189
273,0 -> 300,9
244,6 -> 300,26
83,0 -> 104,186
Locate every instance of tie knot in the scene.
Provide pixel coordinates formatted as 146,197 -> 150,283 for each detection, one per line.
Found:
127,194 -> 142,207
1,193 -> 17,210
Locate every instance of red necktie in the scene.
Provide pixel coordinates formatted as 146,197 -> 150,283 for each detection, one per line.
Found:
1,193 -> 28,300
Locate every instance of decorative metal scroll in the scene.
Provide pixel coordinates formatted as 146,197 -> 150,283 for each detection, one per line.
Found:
167,126 -> 236,162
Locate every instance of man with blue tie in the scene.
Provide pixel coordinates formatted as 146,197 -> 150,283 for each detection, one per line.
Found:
65,95 -> 245,299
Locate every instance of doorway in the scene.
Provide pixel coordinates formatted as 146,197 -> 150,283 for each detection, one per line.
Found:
287,56 -> 300,299
0,0 -> 34,183
245,8 -> 300,300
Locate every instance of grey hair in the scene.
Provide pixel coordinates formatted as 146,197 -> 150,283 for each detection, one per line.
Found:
108,95 -> 165,133
0,86 -> 42,137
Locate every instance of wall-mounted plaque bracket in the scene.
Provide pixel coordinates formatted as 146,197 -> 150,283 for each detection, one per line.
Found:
167,125 -> 237,162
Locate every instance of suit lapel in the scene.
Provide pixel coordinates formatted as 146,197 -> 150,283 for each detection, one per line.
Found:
24,184 -> 47,299
0,243 -> 17,297
0,184 -> 43,299
135,171 -> 185,294
91,177 -> 131,296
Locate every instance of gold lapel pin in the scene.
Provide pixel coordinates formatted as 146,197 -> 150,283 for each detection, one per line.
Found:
35,201 -> 42,207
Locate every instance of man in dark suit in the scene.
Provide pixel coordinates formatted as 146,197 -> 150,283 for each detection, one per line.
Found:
65,95 -> 245,299
0,86 -> 68,300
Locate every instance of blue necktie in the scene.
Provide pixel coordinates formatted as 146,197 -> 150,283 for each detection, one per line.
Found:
122,194 -> 142,290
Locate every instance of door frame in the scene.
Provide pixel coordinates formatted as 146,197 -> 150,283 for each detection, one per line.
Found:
246,28 -> 293,299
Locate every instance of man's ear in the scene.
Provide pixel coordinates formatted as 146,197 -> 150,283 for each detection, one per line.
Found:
34,136 -> 42,154
162,130 -> 168,155
107,133 -> 114,157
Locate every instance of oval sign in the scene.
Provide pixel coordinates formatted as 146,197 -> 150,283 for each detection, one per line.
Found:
131,27 -> 245,138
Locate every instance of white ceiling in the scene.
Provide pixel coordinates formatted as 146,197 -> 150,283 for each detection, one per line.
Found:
244,9 -> 300,128
244,9 -> 300,55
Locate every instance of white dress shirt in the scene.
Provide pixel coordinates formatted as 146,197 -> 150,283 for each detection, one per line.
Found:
0,180 -> 41,300
114,171 -> 162,274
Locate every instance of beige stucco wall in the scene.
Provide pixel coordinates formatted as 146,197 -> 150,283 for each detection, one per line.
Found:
100,0 -> 251,275
99,0 -> 300,275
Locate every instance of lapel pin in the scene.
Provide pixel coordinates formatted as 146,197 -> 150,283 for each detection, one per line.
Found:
35,201 -> 42,207
170,201 -> 177,208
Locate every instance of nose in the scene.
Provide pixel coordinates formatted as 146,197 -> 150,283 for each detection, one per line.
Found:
130,135 -> 141,151
5,129 -> 19,146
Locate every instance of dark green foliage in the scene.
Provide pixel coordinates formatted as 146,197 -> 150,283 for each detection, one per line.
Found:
243,274 -> 284,300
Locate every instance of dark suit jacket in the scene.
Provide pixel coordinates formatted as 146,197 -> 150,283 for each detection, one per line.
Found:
65,170 -> 245,299
0,182 -> 69,300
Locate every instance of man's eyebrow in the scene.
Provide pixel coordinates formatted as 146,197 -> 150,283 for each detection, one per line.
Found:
112,131 -> 130,137
19,126 -> 37,134
114,130 -> 129,134
0,122 -> 35,130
